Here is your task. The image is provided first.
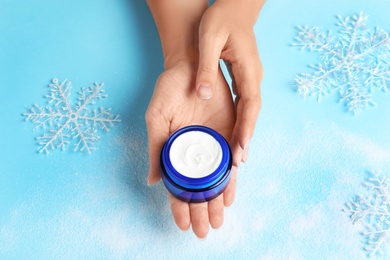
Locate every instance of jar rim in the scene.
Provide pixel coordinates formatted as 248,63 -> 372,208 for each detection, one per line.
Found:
160,125 -> 232,190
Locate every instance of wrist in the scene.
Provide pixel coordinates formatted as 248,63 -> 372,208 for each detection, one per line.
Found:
162,38 -> 199,69
164,53 -> 199,71
159,16 -> 200,69
147,0 -> 207,69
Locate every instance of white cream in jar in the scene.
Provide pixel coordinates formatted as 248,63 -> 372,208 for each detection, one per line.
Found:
169,131 -> 223,179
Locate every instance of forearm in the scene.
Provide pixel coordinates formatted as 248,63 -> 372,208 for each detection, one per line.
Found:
213,0 -> 266,26
146,0 -> 208,68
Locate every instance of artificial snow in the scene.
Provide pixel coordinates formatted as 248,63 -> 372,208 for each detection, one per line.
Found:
293,12 -> 390,114
344,170 -> 390,257
24,78 -> 121,154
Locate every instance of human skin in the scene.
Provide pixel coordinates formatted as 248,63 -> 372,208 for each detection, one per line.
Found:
146,0 -> 265,238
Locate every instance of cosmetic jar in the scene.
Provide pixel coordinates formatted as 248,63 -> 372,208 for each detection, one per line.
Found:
160,125 -> 232,203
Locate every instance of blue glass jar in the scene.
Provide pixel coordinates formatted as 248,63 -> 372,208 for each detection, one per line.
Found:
160,125 -> 232,203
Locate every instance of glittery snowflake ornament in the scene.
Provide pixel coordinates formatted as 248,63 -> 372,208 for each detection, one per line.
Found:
24,78 -> 121,154
344,170 -> 390,257
293,12 -> 390,114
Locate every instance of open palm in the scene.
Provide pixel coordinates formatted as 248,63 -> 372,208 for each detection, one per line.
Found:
146,61 -> 237,238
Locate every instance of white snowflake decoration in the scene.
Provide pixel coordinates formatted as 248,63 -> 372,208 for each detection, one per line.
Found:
344,170 -> 390,257
24,78 -> 121,154
293,12 -> 390,114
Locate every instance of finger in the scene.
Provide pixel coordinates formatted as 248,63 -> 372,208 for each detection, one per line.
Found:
145,107 -> 170,185
208,194 -> 224,229
168,193 -> 191,231
242,144 -> 249,163
196,32 -> 225,100
224,166 -> 237,207
231,58 -> 263,166
190,202 -> 209,239
231,97 -> 260,166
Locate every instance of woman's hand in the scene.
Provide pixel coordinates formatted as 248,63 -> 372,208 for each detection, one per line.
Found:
146,61 -> 236,238
196,0 -> 265,166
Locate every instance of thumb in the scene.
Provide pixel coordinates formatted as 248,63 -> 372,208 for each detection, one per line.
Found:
145,108 -> 170,186
196,37 -> 223,100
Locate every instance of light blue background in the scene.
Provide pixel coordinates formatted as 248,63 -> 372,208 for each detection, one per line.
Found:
1,0 -> 390,259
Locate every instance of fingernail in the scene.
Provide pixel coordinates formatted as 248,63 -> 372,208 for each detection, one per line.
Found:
235,149 -> 243,167
242,147 -> 249,163
242,144 -> 250,163
198,83 -> 212,100
197,236 -> 207,241
147,175 -> 153,186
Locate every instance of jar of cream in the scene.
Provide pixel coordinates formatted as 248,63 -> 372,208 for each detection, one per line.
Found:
160,125 -> 232,203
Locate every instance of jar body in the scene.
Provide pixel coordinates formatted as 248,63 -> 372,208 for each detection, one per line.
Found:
160,125 -> 232,203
